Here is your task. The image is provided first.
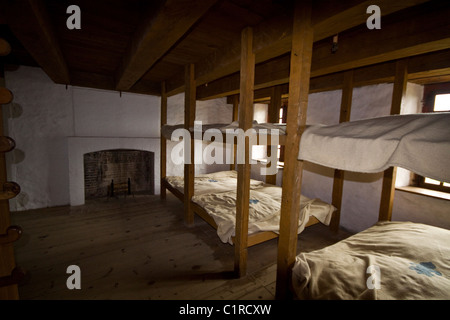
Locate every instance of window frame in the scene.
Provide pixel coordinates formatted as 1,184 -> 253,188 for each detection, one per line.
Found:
412,82 -> 450,194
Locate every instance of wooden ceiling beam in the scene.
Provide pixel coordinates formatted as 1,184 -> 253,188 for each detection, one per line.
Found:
0,0 -> 70,84
165,0 -> 432,96
202,48 -> 450,101
115,0 -> 218,91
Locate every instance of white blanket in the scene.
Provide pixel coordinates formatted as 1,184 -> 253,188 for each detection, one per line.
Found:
192,185 -> 334,244
292,221 -> 450,300
298,113 -> 450,182
164,170 -> 264,196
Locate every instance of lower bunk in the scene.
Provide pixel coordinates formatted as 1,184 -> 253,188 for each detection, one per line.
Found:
291,221 -> 450,300
161,170 -> 335,247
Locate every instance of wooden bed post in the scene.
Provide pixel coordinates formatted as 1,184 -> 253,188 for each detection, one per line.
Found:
276,0 -> 313,299
379,59 -> 408,221
230,94 -> 239,171
266,85 -> 282,185
330,70 -> 354,232
160,81 -> 167,200
184,63 -> 196,225
0,41 -> 20,299
234,26 -> 255,277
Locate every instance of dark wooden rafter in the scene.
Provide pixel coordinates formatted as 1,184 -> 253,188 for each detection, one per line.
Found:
198,0 -> 450,101
276,0 -> 314,299
165,0 -> 434,96
0,0 -> 70,84
115,0 -> 218,91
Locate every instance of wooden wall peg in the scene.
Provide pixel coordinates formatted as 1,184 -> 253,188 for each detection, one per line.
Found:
0,182 -> 21,200
0,267 -> 26,288
0,87 -> 13,105
0,136 -> 16,153
0,226 -> 22,245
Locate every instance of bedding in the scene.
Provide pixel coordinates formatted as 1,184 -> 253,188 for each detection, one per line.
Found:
192,186 -> 334,244
164,170 -> 265,196
298,113 -> 450,182
164,170 -> 335,244
292,221 -> 450,300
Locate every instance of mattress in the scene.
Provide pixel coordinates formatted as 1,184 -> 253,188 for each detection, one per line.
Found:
298,113 -> 450,182
292,221 -> 450,300
164,170 -> 335,244
192,185 -> 334,244
164,170 -> 264,196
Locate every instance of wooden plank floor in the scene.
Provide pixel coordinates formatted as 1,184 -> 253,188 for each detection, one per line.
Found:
11,194 -> 351,300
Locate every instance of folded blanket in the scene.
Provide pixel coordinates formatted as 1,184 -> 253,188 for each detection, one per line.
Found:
298,113 -> 450,182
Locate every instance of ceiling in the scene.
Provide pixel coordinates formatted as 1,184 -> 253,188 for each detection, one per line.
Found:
1,0 -> 450,100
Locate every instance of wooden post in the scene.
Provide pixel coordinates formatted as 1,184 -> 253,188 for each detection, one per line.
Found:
379,60 -> 408,221
234,27 -> 255,277
266,85 -> 282,185
230,94 -> 239,171
330,70 -> 354,232
275,0 -> 313,299
0,42 -> 19,299
160,81 -> 167,200
184,64 -> 196,225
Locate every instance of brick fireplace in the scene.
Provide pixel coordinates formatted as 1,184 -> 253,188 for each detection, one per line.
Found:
68,137 -> 160,206
84,149 -> 154,199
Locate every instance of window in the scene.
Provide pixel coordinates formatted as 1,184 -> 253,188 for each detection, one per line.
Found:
414,83 -> 450,193
277,101 -> 288,162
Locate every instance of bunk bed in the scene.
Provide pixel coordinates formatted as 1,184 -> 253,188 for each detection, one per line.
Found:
288,112 -> 450,299
162,170 -> 334,245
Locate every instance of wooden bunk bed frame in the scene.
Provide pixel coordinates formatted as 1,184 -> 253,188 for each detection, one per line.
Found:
156,0 -> 450,296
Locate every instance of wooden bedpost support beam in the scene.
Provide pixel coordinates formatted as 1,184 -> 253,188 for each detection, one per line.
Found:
330,70 -> 354,232
184,64 -> 196,226
160,81 -> 167,200
266,85 -> 282,185
234,27 -> 255,278
276,0 -> 313,300
379,60 -> 408,221
230,95 -> 239,171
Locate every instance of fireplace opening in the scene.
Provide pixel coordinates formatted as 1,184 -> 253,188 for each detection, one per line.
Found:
84,149 -> 154,199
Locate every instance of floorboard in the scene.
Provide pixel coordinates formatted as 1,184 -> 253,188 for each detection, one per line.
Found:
11,194 -> 351,300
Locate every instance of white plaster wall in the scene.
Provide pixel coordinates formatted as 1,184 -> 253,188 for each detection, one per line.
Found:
73,87 -> 160,137
5,66 -> 73,211
4,66 -> 162,210
165,93 -> 233,177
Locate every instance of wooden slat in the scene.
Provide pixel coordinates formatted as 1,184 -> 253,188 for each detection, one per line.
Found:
275,0 -> 314,300
266,85 -> 282,185
230,95 -> 239,171
160,81 -> 167,200
0,0 -> 70,84
378,60 -> 408,221
184,64 -> 195,226
234,27 -> 255,278
115,0 -> 218,91
330,70 -> 354,232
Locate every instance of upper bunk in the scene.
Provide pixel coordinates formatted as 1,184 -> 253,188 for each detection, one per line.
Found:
299,112 -> 450,183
